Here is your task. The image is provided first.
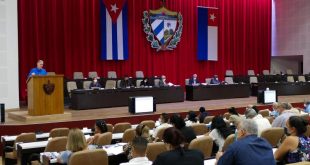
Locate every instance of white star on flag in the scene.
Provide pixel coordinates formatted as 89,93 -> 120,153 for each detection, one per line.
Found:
210,13 -> 216,21
111,4 -> 119,13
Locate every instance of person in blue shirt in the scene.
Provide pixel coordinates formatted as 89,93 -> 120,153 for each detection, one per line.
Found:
28,60 -> 47,77
304,101 -> 310,113
216,119 -> 276,165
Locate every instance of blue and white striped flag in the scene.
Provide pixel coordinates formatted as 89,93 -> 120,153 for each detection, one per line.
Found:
100,0 -> 128,60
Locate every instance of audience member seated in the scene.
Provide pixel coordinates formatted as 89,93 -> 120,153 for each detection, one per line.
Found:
57,128 -> 88,164
272,102 -> 298,128
209,116 -> 233,153
216,119 -> 275,165
159,75 -> 169,87
304,100 -> 310,113
228,107 -> 240,116
210,75 -> 220,85
89,77 -> 101,89
185,111 -> 198,126
228,115 -> 241,132
270,102 -> 280,118
120,137 -> 152,165
245,108 -> 271,136
153,113 -> 172,141
274,116 -> 310,164
170,114 -> 196,144
140,78 -> 151,87
153,127 -> 204,165
124,124 -> 152,160
120,75 -> 134,88
198,107 -> 208,123
188,74 -> 200,85
87,120 -> 108,145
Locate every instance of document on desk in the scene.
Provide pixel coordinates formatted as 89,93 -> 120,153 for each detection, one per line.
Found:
103,143 -> 127,156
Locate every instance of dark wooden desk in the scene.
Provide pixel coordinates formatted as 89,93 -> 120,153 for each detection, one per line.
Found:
70,86 -> 184,110
251,82 -> 310,96
185,84 -> 251,101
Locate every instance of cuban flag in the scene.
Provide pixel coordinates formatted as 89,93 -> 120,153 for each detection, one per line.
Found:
100,0 -> 128,60
197,7 -> 218,61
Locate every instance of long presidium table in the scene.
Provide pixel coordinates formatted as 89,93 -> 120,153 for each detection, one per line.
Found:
70,86 -> 184,110
251,82 -> 310,96
186,84 -> 251,101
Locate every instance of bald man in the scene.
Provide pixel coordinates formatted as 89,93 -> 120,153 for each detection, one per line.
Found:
28,60 -> 47,77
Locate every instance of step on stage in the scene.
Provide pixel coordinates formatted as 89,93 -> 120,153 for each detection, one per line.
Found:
4,95 -> 310,125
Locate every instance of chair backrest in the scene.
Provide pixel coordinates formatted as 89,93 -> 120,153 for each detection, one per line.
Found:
260,127 -> 284,147
286,69 -> 293,75
141,120 -> 156,129
248,70 -> 255,76
135,71 -> 144,78
73,72 -> 84,79
225,70 -> 234,76
12,133 -> 36,158
156,127 -> 169,141
117,80 -> 122,88
188,136 -> 213,159
88,71 -> 98,79
105,80 -> 116,89
258,109 -> 270,117
146,142 -> 167,161
298,76 -> 306,82
67,81 -> 77,93
47,72 -> 56,76
154,79 -> 160,87
95,132 -> 112,146
122,128 -> 136,143
249,77 -> 258,83
263,70 -> 270,75
106,124 -> 113,132
203,116 -> 214,124
112,122 -> 131,133
185,79 -> 189,85
287,76 -> 294,82
69,149 -> 108,165
83,81 -> 92,89
49,128 -> 70,138
221,134 -> 235,152
107,71 -> 117,78
45,137 -> 67,152
265,116 -> 274,124
225,77 -> 234,84
191,123 -> 209,136
136,79 -> 143,88
205,78 -> 211,84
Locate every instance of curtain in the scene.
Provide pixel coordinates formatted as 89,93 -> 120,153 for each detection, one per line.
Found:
18,0 -> 271,100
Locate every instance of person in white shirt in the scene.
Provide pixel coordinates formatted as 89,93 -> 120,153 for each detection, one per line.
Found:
245,108 -> 271,136
185,111 -> 198,126
120,137 -> 152,165
153,113 -> 172,140
209,116 -> 233,152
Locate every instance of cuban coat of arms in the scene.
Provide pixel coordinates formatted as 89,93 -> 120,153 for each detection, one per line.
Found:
142,5 -> 183,51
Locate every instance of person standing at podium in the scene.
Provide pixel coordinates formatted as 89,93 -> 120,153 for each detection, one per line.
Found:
28,60 -> 47,77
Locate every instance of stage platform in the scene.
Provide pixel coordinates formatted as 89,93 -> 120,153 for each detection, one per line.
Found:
3,95 -> 310,125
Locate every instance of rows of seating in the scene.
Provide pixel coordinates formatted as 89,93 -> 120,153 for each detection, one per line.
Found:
72,71 -> 145,79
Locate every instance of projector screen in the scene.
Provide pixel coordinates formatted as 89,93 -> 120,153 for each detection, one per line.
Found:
135,97 -> 154,113
264,90 -> 277,104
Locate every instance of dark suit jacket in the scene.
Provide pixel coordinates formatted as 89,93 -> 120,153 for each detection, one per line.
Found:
89,82 -> 101,89
189,78 -> 199,85
140,80 -> 150,87
210,78 -> 220,84
153,148 -> 204,165
158,80 -> 167,87
120,79 -> 133,88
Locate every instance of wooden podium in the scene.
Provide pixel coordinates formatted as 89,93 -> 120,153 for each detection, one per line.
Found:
27,75 -> 64,116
